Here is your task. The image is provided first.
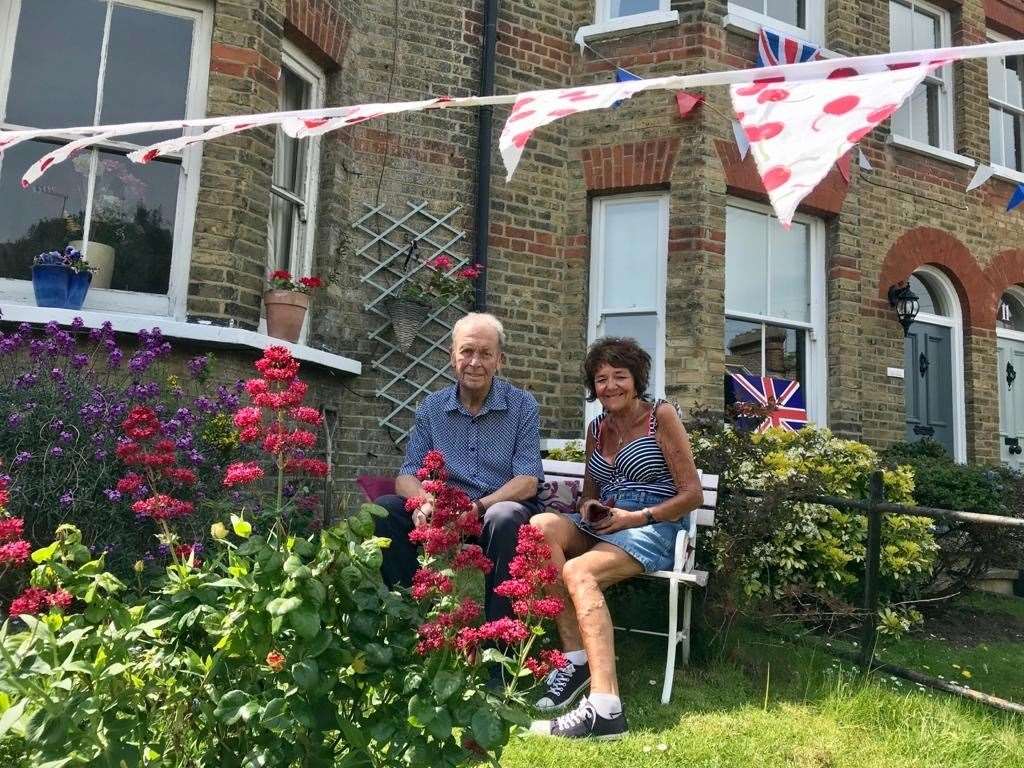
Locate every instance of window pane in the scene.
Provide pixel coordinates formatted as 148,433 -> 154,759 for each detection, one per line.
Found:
601,201 -> 660,310
275,69 -> 311,195
766,0 -> 803,27
269,196 -> 298,274
609,0 -> 660,17
0,140 -> 85,280
1004,110 -> 1020,171
912,7 -> 939,48
732,0 -> 765,14
998,293 -> 1024,332
890,1 -> 912,52
769,220 -> 809,322
725,318 -> 762,375
725,206 -> 768,316
991,105 -> 1006,166
895,82 -> 932,144
92,151 -> 179,295
5,0 -> 106,126
100,4 -> 194,146
989,55 -> 1006,102
908,274 -> 941,315
925,81 -> 940,147
602,313 -> 658,367
764,324 -> 805,382
1005,56 -> 1024,108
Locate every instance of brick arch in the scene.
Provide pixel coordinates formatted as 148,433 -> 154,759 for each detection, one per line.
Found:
581,138 -> 680,191
985,249 -> 1024,322
877,227 -> 994,331
285,0 -> 350,69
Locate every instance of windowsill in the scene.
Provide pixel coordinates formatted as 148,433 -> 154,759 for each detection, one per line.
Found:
0,304 -> 362,376
720,11 -> 825,50
991,164 -> 1024,186
574,10 -> 680,46
888,134 -> 977,168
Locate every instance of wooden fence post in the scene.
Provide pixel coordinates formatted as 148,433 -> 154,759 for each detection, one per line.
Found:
860,470 -> 884,670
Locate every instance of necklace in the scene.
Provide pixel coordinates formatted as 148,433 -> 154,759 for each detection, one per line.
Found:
608,400 -> 645,451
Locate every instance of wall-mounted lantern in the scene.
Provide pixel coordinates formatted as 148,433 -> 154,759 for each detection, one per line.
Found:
888,281 -> 920,337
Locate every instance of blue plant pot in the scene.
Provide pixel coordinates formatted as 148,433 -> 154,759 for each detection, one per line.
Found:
66,270 -> 92,310
31,264 -> 71,308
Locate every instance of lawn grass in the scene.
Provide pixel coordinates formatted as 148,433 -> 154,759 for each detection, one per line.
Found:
501,590 -> 1024,768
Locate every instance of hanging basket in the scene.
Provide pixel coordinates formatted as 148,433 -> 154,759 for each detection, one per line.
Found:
385,297 -> 430,352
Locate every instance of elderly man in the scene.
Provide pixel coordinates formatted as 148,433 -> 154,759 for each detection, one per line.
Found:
373,312 -> 545,623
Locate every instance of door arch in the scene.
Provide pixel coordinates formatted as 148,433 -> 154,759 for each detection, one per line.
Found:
903,266 -> 966,462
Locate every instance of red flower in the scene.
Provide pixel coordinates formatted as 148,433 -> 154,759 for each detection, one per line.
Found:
429,254 -> 454,271
290,406 -> 323,425
122,406 -> 161,440
164,467 -> 197,486
266,650 -> 286,671
457,265 -> 483,280
0,539 -> 32,566
46,589 -> 74,611
8,587 -> 49,617
298,276 -> 323,289
238,425 -> 262,443
494,578 -> 531,599
116,473 -> 145,495
131,494 -> 194,520
0,516 -> 25,543
283,457 -> 328,477
270,269 -> 292,281
411,567 -> 454,600
452,544 -> 493,574
223,461 -> 265,487
233,406 -> 262,428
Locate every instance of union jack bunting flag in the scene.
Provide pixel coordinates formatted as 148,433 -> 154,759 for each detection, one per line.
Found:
725,373 -> 809,433
756,26 -> 823,67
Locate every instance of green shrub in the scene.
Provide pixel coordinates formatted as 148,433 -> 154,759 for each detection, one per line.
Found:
689,419 -> 937,612
544,440 -> 585,463
880,440 -> 1024,597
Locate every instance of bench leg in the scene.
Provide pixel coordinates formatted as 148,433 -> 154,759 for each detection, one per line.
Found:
681,587 -> 693,667
661,576 -> 680,705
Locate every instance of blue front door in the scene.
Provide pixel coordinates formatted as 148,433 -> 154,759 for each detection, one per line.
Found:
904,321 -> 954,457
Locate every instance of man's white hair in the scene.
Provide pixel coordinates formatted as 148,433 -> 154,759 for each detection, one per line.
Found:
451,312 -> 506,350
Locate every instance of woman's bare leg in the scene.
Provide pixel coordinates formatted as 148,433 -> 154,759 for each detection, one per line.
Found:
561,544 -> 642,697
530,512 -> 594,651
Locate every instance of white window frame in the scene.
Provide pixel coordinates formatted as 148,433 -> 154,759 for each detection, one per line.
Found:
725,0 -> 826,46
586,193 -> 669,425
986,29 -> 1024,175
997,285 -> 1024,342
910,265 -> 967,463
260,40 -> 325,343
724,197 -> 827,424
0,0 -> 212,320
888,0 -> 954,151
595,0 -> 669,24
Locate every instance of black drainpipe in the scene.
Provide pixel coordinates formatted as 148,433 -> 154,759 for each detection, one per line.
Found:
473,0 -> 498,310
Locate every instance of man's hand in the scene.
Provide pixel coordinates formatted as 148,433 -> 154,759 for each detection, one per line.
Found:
471,500 -> 486,519
412,493 -> 435,528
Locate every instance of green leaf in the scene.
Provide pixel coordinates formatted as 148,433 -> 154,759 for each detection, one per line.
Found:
260,697 -> 289,731
231,514 -> 252,538
292,658 -> 319,690
31,541 -> 59,564
364,643 -> 393,667
283,555 -> 310,579
408,694 -> 436,727
496,702 -> 532,728
426,707 -> 453,740
431,670 -> 464,702
0,698 -> 27,737
470,708 -> 504,750
214,690 -> 251,725
289,606 -> 320,639
363,503 -> 389,519
266,596 -> 303,616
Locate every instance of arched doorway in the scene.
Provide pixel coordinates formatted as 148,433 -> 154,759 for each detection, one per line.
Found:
903,267 -> 966,461
996,286 -> 1024,469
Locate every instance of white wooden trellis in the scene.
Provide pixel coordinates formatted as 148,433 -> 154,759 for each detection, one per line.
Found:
355,201 -> 471,442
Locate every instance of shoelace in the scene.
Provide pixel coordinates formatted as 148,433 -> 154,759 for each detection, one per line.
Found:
554,699 -> 594,731
544,662 -> 576,697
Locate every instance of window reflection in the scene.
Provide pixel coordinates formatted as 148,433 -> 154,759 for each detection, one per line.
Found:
725,319 -> 805,383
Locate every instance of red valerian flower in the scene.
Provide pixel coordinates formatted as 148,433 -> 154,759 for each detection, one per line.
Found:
131,494 -> 195,520
283,457 -> 328,477
0,516 -> 25,542
223,461 -> 265,487
270,269 -> 292,281
290,406 -> 323,425
298,276 -> 324,289
164,467 -> 197,486
116,473 -> 145,495
452,544 -> 493,574
233,406 -> 262,428
8,587 -> 73,617
410,567 -> 454,600
524,648 -> 570,680
46,589 -> 74,611
428,254 -> 454,271
122,406 -> 161,440
0,539 -> 31,566
457,264 -> 483,280
266,650 -> 286,671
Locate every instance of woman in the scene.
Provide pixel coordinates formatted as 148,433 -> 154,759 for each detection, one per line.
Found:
530,337 -> 703,740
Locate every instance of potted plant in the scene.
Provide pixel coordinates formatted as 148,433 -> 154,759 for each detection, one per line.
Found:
31,246 -> 95,309
386,254 -> 482,351
263,270 -> 325,342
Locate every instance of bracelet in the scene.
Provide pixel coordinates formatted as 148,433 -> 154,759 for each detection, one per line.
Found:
641,507 -> 656,526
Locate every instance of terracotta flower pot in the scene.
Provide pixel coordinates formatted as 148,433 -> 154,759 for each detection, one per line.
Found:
264,289 -> 309,343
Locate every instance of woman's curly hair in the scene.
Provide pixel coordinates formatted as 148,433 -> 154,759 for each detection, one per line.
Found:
583,337 -> 651,402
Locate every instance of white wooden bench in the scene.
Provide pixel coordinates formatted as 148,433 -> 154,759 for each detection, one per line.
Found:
539,458 -> 718,705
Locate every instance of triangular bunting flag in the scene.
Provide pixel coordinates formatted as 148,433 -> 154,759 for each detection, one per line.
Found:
966,163 -> 995,192
730,63 -> 936,226
1007,183 -> 1024,212
732,119 -> 750,160
676,91 -> 704,118
858,148 -> 873,171
837,150 -> 851,184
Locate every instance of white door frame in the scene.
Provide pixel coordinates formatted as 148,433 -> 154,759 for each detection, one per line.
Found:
911,265 -> 967,463
996,285 -> 1024,467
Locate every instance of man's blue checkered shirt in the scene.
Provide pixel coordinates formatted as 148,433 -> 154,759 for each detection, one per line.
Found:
400,377 -> 544,501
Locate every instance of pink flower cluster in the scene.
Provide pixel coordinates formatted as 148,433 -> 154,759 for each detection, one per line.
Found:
0,477 -> 31,567
524,649 -> 570,680
115,406 -> 198,521
8,586 -> 73,617
225,347 -> 327,488
494,525 -> 562,620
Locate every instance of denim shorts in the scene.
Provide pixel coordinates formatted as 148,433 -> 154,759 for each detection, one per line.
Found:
566,488 -> 685,573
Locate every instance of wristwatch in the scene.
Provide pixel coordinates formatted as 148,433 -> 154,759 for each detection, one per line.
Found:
641,507 -> 656,526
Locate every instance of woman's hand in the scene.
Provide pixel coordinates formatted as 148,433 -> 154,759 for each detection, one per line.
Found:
588,507 -> 645,534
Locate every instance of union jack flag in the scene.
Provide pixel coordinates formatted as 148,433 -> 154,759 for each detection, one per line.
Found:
726,373 -> 809,433
756,26 -> 823,68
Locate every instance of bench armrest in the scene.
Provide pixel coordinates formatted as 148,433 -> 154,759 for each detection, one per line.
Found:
672,527 -> 690,573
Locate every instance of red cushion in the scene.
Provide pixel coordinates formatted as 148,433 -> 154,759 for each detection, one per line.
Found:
356,475 -> 396,501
